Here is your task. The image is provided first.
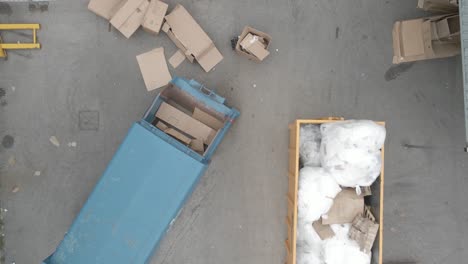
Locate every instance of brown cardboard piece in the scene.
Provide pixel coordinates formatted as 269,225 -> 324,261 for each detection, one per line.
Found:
312,220 -> 335,240
136,47 -> 172,91
156,121 -> 169,131
168,50 -> 186,68
417,0 -> 458,13
236,26 -> 272,63
240,33 -> 270,61
189,138 -> 204,153
192,107 -> 224,130
392,16 -> 460,64
118,0 -> 149,38
165,128 -> 192,145
163,4 -> 223,72
142,0 -> 168,35
156,102 -> 216,144
322,188 -> 364,225
88,0 -> 125,20
349,213 -> 379,254
359,186 -> 372,197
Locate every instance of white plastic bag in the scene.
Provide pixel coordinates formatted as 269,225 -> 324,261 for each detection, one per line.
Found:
297,167 -> 341,222
323,236 -> 371,264
320,120 -> 385,187
300,124 -> 322,167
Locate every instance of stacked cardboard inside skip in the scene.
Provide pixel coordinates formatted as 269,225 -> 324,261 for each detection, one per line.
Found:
152,85 -> 225,155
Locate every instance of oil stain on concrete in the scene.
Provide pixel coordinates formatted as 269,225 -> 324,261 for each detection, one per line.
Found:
2,135 -> 14,149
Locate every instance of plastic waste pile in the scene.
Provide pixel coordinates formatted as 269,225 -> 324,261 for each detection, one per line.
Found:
297,120 -> 385,264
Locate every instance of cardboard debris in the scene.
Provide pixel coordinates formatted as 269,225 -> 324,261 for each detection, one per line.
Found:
142,0 -> 168,35
88,0 -> 124,20
118,0 -> 150,38
392,16 -> 460,64
359,186 -> 372,197
349,213 -> 379,254
322,188 -> 364,225
156,102 -> 216,144
192,107 -> 224,130
164,4 -> 223,72
136,47 -> 172,91
312,220 -> 335,240
168,50 -> 186,68
236,26 -> 272,62
189,138 -> 204,153
417,0 -> 458,13
156,121 -> 169,131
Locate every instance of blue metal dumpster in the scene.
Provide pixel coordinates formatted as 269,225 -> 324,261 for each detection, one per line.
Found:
42,77 -> 240,264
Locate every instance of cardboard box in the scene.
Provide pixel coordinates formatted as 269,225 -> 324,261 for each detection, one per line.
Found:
312,220 -> 335,240
236,26 -> 272,62
239,33 -> 270,61
431,14 -> 460,42
322,188 -> 364,225
165,128 -> 192,145
164,4 -> 223,72
392,17 -> 460,64
156,102 -> 216,144
88,0 -> 124,20
136,47 -> 172,91
118,0 -> 149,38
417,0 -> 458,13
142,0 -> 168,35
192,107 -> 224,130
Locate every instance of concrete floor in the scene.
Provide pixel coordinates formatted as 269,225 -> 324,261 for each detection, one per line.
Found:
0,0 -> 467,263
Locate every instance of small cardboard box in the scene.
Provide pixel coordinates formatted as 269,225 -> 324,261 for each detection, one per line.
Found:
88,0 -> 124,20
110,0 -> 149,38
392,16 -> 460,64
136,47 -> 172,91
142,0 -> 168,35
239,33 -> 270,61
312,220 -> 335,240
156,102 -> 216,144
163,4 -> 223,72
236,26 -> 272,62
322,188 -> 364,225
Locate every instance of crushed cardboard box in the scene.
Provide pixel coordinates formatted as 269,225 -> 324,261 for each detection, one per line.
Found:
312,219 -> 335,240
88,0 -> 125,20
163,4 -> 223,72
322,188 -> 364,225
236,26 -> 272,62
392,15 -> 460,64
110,0 -> 149,38
189,138 -> 205,154
417,0 -> 458,13
136,47 -> 172,91
156,102 -> 216,144
169,50 -> 186,68
349,212 -> 379,254
142,0 -> 168,35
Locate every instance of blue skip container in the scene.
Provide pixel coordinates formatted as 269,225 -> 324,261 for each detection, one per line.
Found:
42,77 -> 240,264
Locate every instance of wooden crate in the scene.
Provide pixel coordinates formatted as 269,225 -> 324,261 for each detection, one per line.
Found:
286,119 -> 385,264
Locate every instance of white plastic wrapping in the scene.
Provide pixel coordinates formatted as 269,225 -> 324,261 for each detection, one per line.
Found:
300,125 -> 322,167
323,236 -> 371,264
297,167 -> 342,222
320,120 -> 385,187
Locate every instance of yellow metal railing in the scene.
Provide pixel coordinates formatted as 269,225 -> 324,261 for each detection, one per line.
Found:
0,24 -> 41,57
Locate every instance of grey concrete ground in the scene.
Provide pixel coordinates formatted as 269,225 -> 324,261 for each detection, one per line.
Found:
0,0 -> 467,263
